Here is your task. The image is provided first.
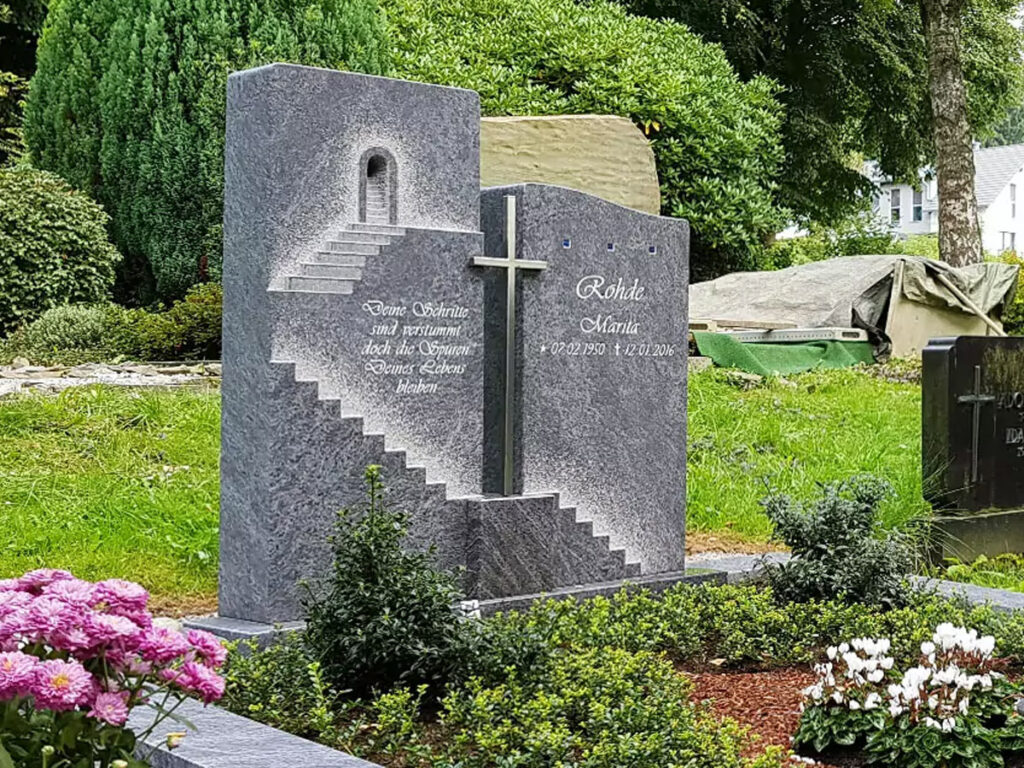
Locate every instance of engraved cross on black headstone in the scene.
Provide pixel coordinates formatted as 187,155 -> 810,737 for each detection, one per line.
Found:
958,364 -> 996,484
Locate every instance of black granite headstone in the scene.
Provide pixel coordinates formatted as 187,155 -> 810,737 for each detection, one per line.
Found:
923,336 -> 1024,512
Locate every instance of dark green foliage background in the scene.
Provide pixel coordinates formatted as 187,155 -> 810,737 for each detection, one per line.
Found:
25,0 -> 389,301
0,167 -> 120,335
384,0 -> 786,281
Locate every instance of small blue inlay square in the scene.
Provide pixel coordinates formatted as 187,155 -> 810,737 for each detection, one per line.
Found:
562,238 -> 571,249
648,245 -> 657,255
607,243 -> 615,252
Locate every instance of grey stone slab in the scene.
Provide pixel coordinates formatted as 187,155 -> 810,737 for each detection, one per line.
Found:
465,494 -> 639,599
130,697 -> 380,768
221,65 -> 487,624
475,568 -> 725,616
685,552 -> 791,583
182,616 -> 306,646
912,575 -> 1024,613
480,184 -> 689,575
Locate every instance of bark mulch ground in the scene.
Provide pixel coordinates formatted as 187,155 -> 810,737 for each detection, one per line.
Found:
684,666 -> 848,767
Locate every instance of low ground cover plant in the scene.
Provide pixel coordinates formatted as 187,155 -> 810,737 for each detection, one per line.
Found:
943,555 -> 1024,593
0,569 -> 226,767
796,625 -> 1024,767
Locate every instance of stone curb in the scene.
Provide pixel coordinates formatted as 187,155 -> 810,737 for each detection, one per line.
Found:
130,696 -> 378,768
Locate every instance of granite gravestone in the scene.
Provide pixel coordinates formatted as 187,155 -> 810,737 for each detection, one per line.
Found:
480,185 -> 688,576
215,63 -> 692,628
923,336 -> 1024,559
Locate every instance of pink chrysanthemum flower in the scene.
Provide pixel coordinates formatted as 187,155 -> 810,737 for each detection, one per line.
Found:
138,627 -> 191,664
0,652 -> 38,700
93,579 -> 149,612
16,596 -> 84,643
0,590 -> 33,619
44,578 -> 96,605
187,630 -> 227,669
88,690 -> 130,726
51,625 -> 97,653
89,613 -> 143,645
31,659 -> 95,711
177,661 -> 225,704
0,579 -> 22,592
17,569 -> 74,593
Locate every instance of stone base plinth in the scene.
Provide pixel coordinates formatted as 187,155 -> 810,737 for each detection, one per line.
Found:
930,508 -> 1024,564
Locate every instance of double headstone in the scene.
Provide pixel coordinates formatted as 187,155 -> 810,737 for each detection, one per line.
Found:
217,64 -> 689,626
923,336 -> 1024,560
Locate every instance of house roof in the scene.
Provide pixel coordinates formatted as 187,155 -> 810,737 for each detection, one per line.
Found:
865,143 -> 1024,209
973,143 -> 1024,208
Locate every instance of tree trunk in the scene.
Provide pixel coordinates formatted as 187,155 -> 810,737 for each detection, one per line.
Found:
921,0 -> 983,266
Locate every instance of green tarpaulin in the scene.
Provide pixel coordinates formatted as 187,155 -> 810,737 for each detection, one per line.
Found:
692,332 -> 876,377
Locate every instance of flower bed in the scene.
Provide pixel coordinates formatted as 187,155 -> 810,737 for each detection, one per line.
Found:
795,624 -> 1024,767
0,569 -> 226,767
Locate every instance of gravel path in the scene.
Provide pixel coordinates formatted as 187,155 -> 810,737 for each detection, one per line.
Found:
0,361 -> 220,397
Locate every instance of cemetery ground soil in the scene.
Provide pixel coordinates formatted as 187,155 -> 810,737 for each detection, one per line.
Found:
0,366 -> 923,613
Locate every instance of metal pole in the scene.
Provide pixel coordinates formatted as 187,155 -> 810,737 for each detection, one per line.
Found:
971,365 -> 982,484
503,195 -> 516,496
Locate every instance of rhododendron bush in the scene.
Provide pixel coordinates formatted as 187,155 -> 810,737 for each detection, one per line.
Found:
0,569 -> 226,768
795,624 -> 1024,767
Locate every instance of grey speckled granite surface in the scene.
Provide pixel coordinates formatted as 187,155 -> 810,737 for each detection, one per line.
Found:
130,697 -> 380,768
481,184 -> 689,575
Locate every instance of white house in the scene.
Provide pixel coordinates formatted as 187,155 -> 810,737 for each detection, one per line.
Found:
869,143 -> 1024,254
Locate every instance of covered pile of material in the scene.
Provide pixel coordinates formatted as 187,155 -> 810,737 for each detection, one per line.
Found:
689,255 -> 1019,373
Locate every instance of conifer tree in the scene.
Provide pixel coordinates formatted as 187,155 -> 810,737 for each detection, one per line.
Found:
27,0 -> 389,300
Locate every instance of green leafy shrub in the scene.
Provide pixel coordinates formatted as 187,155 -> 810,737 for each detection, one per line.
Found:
221,634 -> 343,740
438,646 -> 783,768
762,475 -> 914,607
761,211 -> 910,270
0,166 -> 120,335
0,70 -> 27,165
303,465 -> 471,698
0,303 -> 113,364
385,0 -> 784,281
1,284 -> 222,364
26,0 -> 388,301
120,283 -> 223,361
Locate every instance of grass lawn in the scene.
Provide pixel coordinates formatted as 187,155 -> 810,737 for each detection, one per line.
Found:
688,367 -> 925,540
0,385 -> 220,614
0,366 -> 925,610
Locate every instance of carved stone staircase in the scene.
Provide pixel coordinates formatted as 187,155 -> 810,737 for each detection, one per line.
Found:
279,223 -> 406,294
267,358 -> 642,591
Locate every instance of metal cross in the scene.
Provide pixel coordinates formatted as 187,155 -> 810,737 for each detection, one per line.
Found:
958,365 -> 996,484
472,195 -> 547,495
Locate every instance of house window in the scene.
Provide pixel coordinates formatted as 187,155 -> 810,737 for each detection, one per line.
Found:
1002,231 -> 1016,253
890,189 -> 901,224
913,189 -> 923,222
1012,184 -> 1017,218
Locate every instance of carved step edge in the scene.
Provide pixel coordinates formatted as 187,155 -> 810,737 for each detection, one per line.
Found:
272,359 -> 642,585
